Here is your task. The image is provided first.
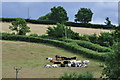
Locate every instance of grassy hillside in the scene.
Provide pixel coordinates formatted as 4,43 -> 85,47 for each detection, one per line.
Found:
1,22 -> 112,35
2,40 -> 103,78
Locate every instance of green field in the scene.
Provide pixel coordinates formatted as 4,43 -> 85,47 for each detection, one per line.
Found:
2,40 -> 103,78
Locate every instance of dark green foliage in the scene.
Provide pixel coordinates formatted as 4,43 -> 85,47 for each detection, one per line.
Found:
37,13 -> 51,21
1,33 -> 108,61
47,23 -> 80,39
60,39 -> 112,52
80,35 -> 90,41
75,8 -> 93,23
60,72 -> 93,79
97,32 -> 114,47
78,32 -> 114,47
88,34 -> 98,43
102,42 -> 120,78
26,19 -> 56,24
104,17 -> 112,26
9,18 -> 30,35
49,6 -> 68,23
29,33 -> 39,37
114,25 -> 120,41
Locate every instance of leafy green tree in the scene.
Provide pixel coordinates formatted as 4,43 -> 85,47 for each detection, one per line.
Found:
47,23 -> 79,39
102,42 -> 120,78
114,25 -> 120,41
37,13 -> 51,21
49,6 -> 68,23
9,18 -> 30,35
104,17 -> 112,26
75,8 -> 93,23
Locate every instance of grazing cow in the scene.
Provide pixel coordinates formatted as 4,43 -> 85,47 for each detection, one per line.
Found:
64,58 -> 71,60
60,64 -> 65,67
57,58 -> 64,61
81,64 -> 88,67
50,60 -> 56,63
46,57 -> 53,60
63,61 -> 70,64
67,64 -> 72,67
82,60 -> 90,64
70,57 -> 77,60
73,60 -> 82,64
71,63 -> 76,67
52,64 -> 58,68
54,62 -> 61,64
44,64 -> 51,68
70,60 -> 77,64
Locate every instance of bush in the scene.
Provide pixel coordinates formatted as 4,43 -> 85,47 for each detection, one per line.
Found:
47,23 -> 80,39
97,32 -> 114,47
29,33 -> 39,37
60,72 -> 93,79
88,34 -> 98,43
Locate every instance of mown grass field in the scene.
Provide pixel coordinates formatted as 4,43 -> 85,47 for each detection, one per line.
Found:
2,40 -> 103,78
1,22 -> 112,35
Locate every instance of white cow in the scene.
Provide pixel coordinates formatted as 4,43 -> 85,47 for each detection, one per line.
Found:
52,64 -> 58,68
44,64 -> 51,68
82,60 -> 90,64
46,57 -> 53,60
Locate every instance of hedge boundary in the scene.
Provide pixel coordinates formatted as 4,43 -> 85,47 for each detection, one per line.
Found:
1,33 -> 109,61
59,39 -> 112,52
0,18 -> 115,29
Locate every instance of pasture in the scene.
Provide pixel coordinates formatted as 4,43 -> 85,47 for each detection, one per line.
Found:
1,22 -> 112,35
2,40 -> 103,78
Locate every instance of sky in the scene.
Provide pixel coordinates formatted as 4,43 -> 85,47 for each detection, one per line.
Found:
2,2 -> 118,25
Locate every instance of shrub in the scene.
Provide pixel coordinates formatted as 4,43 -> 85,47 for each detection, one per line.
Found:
80,34 -> 90,41
97,32 -> 114,47
47,23 -> 80,39
88,34 -> 98,43
29,33 -> 39,37
60,72 -> 93,79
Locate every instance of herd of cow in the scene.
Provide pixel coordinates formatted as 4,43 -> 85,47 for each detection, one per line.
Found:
44,55 -> 90,68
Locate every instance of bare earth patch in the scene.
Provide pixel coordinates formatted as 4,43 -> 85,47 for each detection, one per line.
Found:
2,40 -> 103,78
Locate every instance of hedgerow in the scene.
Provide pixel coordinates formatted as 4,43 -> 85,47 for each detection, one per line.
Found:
59,39 -> 112,52
1,33 -> 109,61
1,18 -> 115,29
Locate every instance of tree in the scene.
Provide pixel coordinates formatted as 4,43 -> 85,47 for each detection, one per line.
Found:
102,25 -> 120,78
9,18 -> 30,35
75,8 -> 93,23
49,6 -> 68,23
114,25 -> 120,41
37,13 -> 51,21
102,42 -> 120,78
104,17 -> 112,26
47,23 -> 79,39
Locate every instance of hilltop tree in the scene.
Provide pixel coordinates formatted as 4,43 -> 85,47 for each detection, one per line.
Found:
9,18 -> 30,35
104,17 -> 112,26
49,6 -> 68,23
75,8 -> 93,23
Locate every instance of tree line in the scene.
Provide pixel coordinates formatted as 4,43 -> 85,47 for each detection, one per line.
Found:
38,6 -> 113,26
